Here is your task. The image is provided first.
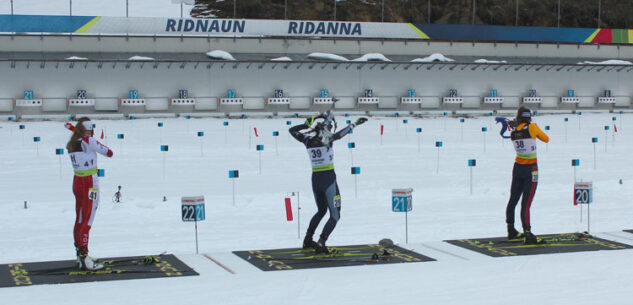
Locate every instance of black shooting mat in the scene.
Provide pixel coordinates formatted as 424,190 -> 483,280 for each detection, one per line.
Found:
445,233 -> 633,258
0,254 -> 198,288
233,244 -> 435,271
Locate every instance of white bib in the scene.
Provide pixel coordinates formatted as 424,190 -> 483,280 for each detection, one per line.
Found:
307,146 -> 334,171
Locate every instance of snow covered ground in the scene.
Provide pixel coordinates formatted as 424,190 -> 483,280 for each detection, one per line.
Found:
1,111 -> 632,304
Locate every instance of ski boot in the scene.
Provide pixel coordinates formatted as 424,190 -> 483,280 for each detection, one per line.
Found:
523,231 -> 546,245
507,226 -> 524,240
315,237 -> 330,254
77,254 -> 105,271
302,237 -> 319,249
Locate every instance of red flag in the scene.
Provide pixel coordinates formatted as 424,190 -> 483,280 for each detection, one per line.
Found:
100,129 -> 104,139
284,198 -> 293,221
253,127 -> 259,137
614,124 -> 618,133
380,125 -> 384,135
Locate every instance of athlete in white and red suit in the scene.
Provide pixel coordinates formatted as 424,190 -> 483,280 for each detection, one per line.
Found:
66,118 -> 113,269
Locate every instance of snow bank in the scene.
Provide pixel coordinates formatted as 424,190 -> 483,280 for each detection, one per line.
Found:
307,52 -> 349,62
206,50 -> 236,61
411,53 -> 455,62
128,55 -> 155,61
270,56 -> 293,62
474,59 -> 507,64
577,59 -> 633,65
352,53 -> 391,62
66,56 -> 88,60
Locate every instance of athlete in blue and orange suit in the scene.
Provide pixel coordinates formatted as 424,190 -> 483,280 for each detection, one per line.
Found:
289,111 -> 367,253
506,107 -> 549,245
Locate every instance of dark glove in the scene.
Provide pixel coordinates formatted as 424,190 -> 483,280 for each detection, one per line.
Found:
305,117 -> 315,127
354,117 -> 368,126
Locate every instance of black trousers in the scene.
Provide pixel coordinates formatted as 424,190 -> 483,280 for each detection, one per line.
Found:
506,163 -> 538,231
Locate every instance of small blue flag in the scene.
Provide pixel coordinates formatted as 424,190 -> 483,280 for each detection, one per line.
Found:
256,144 -> 264,151
346,120 -> 351,124
97,169 -> 105,177
19,124 -> 25,129
460,118 -> 465,123
604,126 -> 610,131
223,121 -> 229,126
468,159 -> 476,167
8,116 -> 14,121
416,128 -> 422,133
241,114 -> 247,119
403,119 -> 408,124
161,145 -> 169,151
591,137 -> 598,143
394,112 -> 399,117
185,115 -> 191,119
55,148 -> 64,155
272,131 -> 279,136
482,127 -> 487,132
158,122 -> 163,127
117,134 -> 124,139
229,170 -> 239,178
435,141 -> 443,147
351,167 -> 360,175
564,118 -> 569,122
545,126 -> 550,131
198,131 -> 204,137
293,113 -> 299,118
129,115 -> 136,120
286,121 -> 292,125
578,112 -> 582,116
612,117 -> 617,121
345,113 -> 350,117
572,159 -> 580,166
33,137 -> 40,142
348,142 -> 355,149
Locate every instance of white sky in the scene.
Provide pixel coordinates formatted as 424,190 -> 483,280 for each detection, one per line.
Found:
0,0 -> 193,17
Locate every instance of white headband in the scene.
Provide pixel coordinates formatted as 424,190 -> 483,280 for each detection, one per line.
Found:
81,121 -> 94,131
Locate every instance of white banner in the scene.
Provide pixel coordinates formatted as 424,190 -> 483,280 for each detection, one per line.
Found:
79,17 -> 426,39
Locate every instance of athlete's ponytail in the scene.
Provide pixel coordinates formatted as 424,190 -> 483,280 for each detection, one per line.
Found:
66,117 -> 92,152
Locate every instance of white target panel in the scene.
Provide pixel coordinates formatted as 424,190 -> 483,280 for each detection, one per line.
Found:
484,97 -> 504,104
170,98 -> 196,105
598,97 -> 616,104
523,97 -> 542,104
68,99 -> 96,106
266,98 -> 290,104
14,99 -> 43,107
313,97 -> 334,104
119,99 -> 146,106
401,97 -> 423,104
443,97 -> 464,104
358,97 -> 379,104
219,98 -> 244,105
561,97 -> 580,104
